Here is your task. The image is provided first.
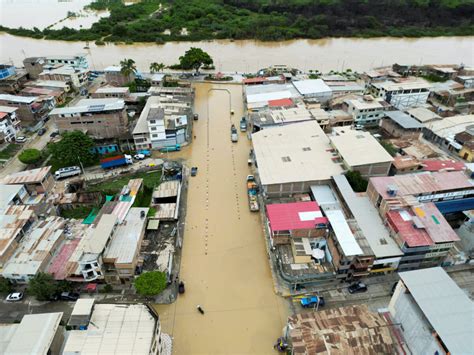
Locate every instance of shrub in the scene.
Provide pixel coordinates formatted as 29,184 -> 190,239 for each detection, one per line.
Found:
18,148 -> 42,165
345,170 -> 368,193
134,271 -> 167,296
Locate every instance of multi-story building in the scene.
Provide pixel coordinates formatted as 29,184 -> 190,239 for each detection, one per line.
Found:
45,54 -> 88,70
344,95 -> 389,127
50,98 -> 129,139
39,65 -> 88,89
104,66 -> 134,86
0,64 -> 28,94
23,57 -> 47,79
0,106 -> 21,141
26,79 -> 71,93
20,86 -> 66,106
368,79 -> 431,110
1,166 -> 55,195
91,86 -> 130,99
0,94 -> 52,125
423,114 -> 474,153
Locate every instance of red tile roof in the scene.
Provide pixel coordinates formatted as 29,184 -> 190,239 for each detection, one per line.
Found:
266,201 -> 328,232
268,98 -> 294,107
421,159 -> 466,172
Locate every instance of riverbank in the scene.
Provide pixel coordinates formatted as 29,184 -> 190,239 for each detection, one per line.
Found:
1,33 -> 473,74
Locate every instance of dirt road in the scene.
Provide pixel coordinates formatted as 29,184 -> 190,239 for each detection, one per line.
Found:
155,82 -> 289,354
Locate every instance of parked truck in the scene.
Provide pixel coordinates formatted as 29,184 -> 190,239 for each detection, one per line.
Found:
240,117 -> 247,132
100,154 -> 133,169
246,175 -> 259,212
160,144 -> 181,153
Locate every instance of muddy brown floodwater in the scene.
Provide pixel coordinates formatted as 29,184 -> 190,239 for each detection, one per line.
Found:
154,82 -> 289,354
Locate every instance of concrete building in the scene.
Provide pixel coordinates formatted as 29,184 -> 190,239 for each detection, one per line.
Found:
286,305 -> 396,355
0,64 -> 28,94
104,65 -> 134,86
20,86 -> 66,106
39,65 -> 88,89
23,57 -> 47,79
389,267 -> 473,355
102,207 -> 148,284
329,127 -> 394,177
406,106 -> 441,124
0,312 -> 64,355
91,86 -> 130,99
326,82 -> 364,98
252,121 -> 343,197
292,79 -> 332,102
63,303 -> 169,355
390,155 -> 423,175
0,106 -> 20,142
368,79 -> 431,110
50,98 -> 129,139
45,54 -> 88,70
344,95 -> 389,127
244,83 -> 300,111
380,110 -> 424,139
1,166 -> 54,195
250,105 -> 314,131
26,79 -> 71,93
0,94 -> 51,125
423,114 -> 474,153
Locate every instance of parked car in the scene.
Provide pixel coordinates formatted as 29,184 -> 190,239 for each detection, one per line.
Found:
60,292 -> 80,301
6,292 -> 24,302
37,128 -> 47,136
191,167 -> 198,176
300,296 -> 325,308
193,113 -> 199,120
133,153 -> 145,160
348,282 -> 368,294
15,136 -> 27,143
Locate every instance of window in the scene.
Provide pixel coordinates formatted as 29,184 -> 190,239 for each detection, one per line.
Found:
150,119 -> 156,124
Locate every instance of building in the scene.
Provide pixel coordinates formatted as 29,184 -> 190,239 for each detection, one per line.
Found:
0,64 -> 17,80
104,66 -> 134,86
252,121 -> 343,197
420,159 -> 466,172
344,95 -> 390,127
0,312 -> 64,355
456,75 -> 474,88
0,94 -> 51,125
102,207 -> 148,284
380,110 -> 424,139
390,155 -> 423,175
23,57 -> 47,79
423,114 -> 474,152
26,79 -> 71,93
0,64 -> 28,94
45,54 -> 88,70
91,86 -> 130,99
0,106 -> 20,142
389,267 -> 473,355
244,83 -> 300,111
50,98 -> 129,139
39,65 -> 88,89
63,303 -> 169,355
326,82 -> 364,98
250,105 -> 314,131
459,140 -> 474,162
368,79 -> 431,110
151,180 -> 181,221
406,106 -> 441,124
429,80 -> 474,110
285,305 -> 396,355
292,79 -> 332,102
1,166 -> 54,195
20,86 -> 66,106
2,216 -> 66,283
329,127 -> 394,177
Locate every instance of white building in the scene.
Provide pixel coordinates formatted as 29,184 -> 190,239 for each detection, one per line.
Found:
39,65 -> 88,89
46,54 -> 88,70
368,80 -> 431,110
0,106 -> 20,142
344,96 -> 389,126
389,267 -> 473,355
63,303 -> 171,355
292,79 -> 332,102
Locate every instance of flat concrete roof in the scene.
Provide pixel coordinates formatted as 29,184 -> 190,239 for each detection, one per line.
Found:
293,79 -> 331,95
333,175 -> 403,258
252,121 -> 343,186
329,127 -> 393,167
50,98 -> 124,115
406,107 -> 440,123
399,267 -> 474,355
3,312 -> 62,355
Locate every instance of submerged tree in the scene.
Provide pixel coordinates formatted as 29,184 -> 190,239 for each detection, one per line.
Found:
178,47 -> 213,73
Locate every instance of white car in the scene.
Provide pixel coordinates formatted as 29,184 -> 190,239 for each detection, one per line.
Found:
15,136 -> 27,143
6,292 -> 24,302
133,154 -> 145,160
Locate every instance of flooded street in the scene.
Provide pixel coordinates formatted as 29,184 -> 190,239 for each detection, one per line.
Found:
0,33 -> 472,73
155,83 -> 289,354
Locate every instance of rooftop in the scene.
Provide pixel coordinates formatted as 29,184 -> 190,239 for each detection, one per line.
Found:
245,83 -> 300,105
292,79 -> 332,95
103,207 -> 148,265
0,106 -> 18,114
94,86 -> 130,94
2,312 -> 62,355
63,304 -> 157,355
425,114 -> 474,138
1,166 -> 51,185
0,94 -> 37,104
251,106 -> 314,127
325,209 -> 363,256
70,298 -> 95,317
28,80 -> 70,88
50,98 -> 125,115
252,121 -> 343,185
81,214 -> 117,255
332,175 -> 403,258
384,110 -> 424,129
372,79 -> 431,91
288,305 -> 395,355
132,96 -> 165,135
268,98 -> 294,107
406,107 -> 440,123
392,155 -> 422,170
329,127 -> 394,167
421,159 -> 466,172
369,171 -> 473,199
266,201 -> 328,232
0,184 -> 25,209
398,267 -> 474,355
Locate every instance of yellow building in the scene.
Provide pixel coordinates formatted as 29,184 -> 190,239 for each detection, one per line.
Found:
459,142 -> 474,162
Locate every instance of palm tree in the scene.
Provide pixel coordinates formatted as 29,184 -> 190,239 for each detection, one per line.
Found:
150,62 -> 165,73
120,58 -> 137,83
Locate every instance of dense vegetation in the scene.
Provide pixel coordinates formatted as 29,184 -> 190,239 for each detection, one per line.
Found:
0,0 -> 473,42
134,271 -> 167,296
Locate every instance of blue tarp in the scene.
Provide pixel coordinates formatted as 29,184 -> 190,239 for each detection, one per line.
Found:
435,197 -> 474,214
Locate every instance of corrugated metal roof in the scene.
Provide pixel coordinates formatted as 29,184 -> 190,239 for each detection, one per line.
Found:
2,166 -> 51,185
399,268 -> 474,355
266,201 -> 327,232
325,210 -> 363,256
385,110 -> 424,129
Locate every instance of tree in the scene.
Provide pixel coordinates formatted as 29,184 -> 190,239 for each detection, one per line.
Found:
149,62 -> 165,73
18,148 -> 42,165
345,170 -> 368,193
28,272 -> 57,301
49,131 -> 97,169
178,47 -> 213,73
0,277 -> 12,295
134,271 -> 167,296
120,58 -> 137,82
